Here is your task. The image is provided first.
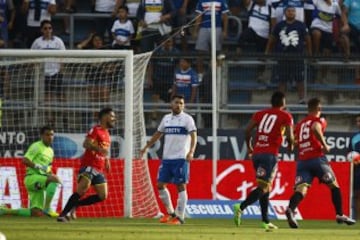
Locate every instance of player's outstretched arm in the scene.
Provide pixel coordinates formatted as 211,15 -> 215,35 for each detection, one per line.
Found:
312,122 -> 330,153
245,119 -> 256,156
83,137 -> 108,156
139,131 -> 163,159
285,125 -> 295,152
186,131 -> 197,161
47,174 -> 62,185
105,157 -> 111,173
22,157 -> 50,173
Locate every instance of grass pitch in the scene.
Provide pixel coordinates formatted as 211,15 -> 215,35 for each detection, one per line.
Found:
0,217 -> 359,240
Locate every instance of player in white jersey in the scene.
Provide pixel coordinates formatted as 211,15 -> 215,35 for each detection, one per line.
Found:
140,94 -> 197,225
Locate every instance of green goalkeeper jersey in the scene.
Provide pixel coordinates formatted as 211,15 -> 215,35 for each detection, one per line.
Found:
24,140 -> 54,175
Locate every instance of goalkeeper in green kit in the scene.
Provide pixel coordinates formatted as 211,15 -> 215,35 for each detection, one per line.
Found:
0,126 -> 61,217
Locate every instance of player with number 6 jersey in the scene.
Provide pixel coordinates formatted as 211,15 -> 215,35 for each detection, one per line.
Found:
285,98 -> 355,229
233,91 -> 294,231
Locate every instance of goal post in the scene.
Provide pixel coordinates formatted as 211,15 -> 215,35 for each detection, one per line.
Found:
124,50 -> 133,218
0,49 -> 160,218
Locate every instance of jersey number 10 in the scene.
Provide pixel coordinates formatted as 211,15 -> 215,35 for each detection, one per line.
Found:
258,114 -> 277,134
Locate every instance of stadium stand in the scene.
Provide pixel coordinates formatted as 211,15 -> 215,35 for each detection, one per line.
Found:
2,2 -> 360,131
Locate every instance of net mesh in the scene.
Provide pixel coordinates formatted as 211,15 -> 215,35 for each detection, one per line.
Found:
0,51 -> 160,217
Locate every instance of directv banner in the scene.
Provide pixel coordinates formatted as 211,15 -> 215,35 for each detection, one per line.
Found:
186,200 -> 302,220
0,129 -> 354,161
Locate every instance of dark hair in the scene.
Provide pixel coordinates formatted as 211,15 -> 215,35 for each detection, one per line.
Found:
89,34 -> 108,49
171,94 -> 185,101
271,91 -> 285,107
98,107 -> 113,120
180,57 -> 192,64
284,5 -> 296,11
40,20 -> 52,29
91,34 -> 103,43
40,125 -> 54,135
118,5 -> 129,13
307,97 -> 321,112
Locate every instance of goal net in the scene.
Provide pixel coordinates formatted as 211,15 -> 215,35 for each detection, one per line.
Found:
0,50 -> 160,218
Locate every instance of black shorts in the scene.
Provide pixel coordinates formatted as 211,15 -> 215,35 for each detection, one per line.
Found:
238,28 -> 268,52
78,166 -> 106,185
295,156 -> 336,187
348,23 -> 360,51
311,28 -> 334,51
276,60 -> 304,83
45,73 -> 63,96
252,153 -> 278,183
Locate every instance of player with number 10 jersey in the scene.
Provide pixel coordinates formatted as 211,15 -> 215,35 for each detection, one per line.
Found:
252,106 -> 293,156
233,91 -> 294,230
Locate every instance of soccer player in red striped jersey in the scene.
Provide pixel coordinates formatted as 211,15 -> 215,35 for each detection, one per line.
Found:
285,98 -> 355,228
233,91 -> 294,231
57,107 -> 116,222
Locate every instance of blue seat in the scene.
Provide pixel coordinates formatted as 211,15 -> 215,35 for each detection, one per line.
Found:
228,91 -> 252,104
228,80 -> 267,90
308,83 -> 360,91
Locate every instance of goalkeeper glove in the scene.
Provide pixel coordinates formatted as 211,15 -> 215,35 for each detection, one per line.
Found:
34,164 -> 50,173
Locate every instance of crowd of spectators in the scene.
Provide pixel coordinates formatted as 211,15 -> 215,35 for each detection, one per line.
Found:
0,0 -> 360,52
0,1 -> 357,55
0,1 -> 356,55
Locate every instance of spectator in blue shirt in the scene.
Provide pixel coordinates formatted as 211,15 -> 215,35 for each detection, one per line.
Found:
194,0 -> 229,79
266,5 -> 312,104
171,58 -> 199,104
